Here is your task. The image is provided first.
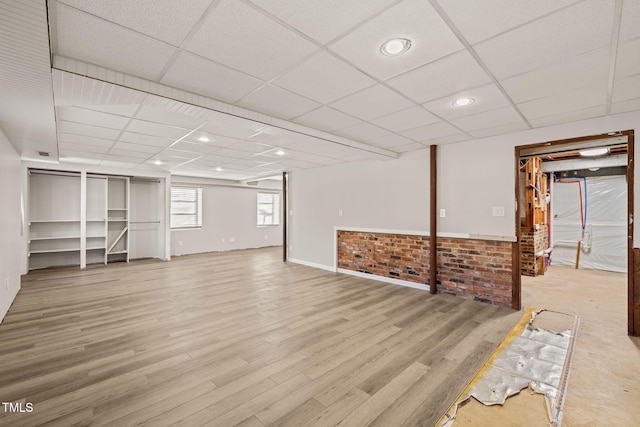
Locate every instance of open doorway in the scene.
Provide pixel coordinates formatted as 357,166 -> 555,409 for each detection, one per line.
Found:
514,130 -> 638,337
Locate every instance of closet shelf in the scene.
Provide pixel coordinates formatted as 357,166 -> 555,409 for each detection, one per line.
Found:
29,248 -> 80,255
29,219 -> 80,224
29,236 -> 80,241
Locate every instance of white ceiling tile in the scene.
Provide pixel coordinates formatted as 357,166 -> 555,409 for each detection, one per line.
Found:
273,51 -> 376,104
126,119 -> 191,139
247,0 -> 397,43
58,150 -> 106,160
58,132 -> 115,147
329,84 -> 414,121
610,98 -> 640,115
365,134 -> 415,149
237,85 -> 320,120
370,106 -> 440,132
160,52 -> 264,104
169,141 -> 218,155
501,49 -> 610,104
386,50 -> 491,103
293,107 -> 361,132
229,141 -> 276,153
423,84 -> 511,120
110,141 -> 162,154
100,159 -> 143,168
56,106 -> 130,129
335,122 -> 392,141
136,103 -> 207,129
474,0 -> 614,78
59,141 -> 110,154
53,3 -> 177,81
619,0 -> 640,42
56,0 -> 213,46
59,155 -> 102,166
518,85 -> 607,120
330,0 -> 462,81
400,121 -> 460,142
393,142 -> 427,153
119,132 -> 176,147
450,106 -> 524,132
615,39 -> 640,79
107,149 -> 152,159
426,133 -> 470,145
210,148 -> 253,159
185,0 -> 318,80
437,0 -> 581,44
612,75 -> 640,103
468,122 -> 530,138
528,105 -> 606,128
58,121 -> 121,140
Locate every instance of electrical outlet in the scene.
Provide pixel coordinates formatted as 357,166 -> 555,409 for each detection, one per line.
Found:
439,209 -> 446,218
178,240 -> 183,247
493,206 -> 505,217
221,238 -> 226,243
264,235 -> 268,240
338,209 -> 343,217
229,237 -> 235,243
289,210 -> 293,216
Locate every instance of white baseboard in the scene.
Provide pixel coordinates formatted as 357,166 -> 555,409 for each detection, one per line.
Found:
337,268 -> 431,292
288,258 -> 336,272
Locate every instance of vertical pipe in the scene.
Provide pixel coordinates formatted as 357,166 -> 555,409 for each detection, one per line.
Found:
283,171 -> 287,262
430,145 -> 437,294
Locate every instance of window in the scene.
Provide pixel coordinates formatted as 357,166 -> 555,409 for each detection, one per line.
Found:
257,192 -> 280,226
171,186 -> 202,229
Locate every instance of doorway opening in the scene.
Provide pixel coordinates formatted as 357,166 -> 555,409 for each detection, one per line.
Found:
514,130 -> 637,336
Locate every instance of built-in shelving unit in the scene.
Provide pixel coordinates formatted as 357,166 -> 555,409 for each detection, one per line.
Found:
107,176 -> 130,264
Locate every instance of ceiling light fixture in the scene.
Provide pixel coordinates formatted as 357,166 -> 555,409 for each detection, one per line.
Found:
215,167 -> 223,172
579,147 -> 609,157
452,97 -> 475,107
380,38 -> 411,56
153,160 -> 163,165
197,136 -> 210,142
275,149 -> 285,156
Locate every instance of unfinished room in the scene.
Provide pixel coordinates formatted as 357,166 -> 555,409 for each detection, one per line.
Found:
1,0 -> 639,426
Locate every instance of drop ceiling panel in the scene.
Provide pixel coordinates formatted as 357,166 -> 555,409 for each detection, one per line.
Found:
56,0 -> 213,46
293,107 -> 361,132
611,98 -> 640,115
393,142 -> 426,152
160,52 -> 264,104
469,122 -> 530,139
501,49 -> 610,104
119,132 -> 176,148
612,75 -> 640,103
58,132 -> 115,148
518,85 -> 607,120
400,121 -> 460,142
619,0 -> 640,42
58,121 -> 121,140
450,106 -> 525,132
246,0 -> 397,43
135,104 -> 207,129
59,141 -> 110,154
615,39 -> 640,78
273,51 -> 376,104
474,0 -> 614,79
56,106 -> 131,130
228,141 -> 276,153
107,149 -> 153,159
371,106 -> 440,132
125,119 -> 191,139
211,148 -> 254,159
330,84 -> 413,121
110,141 -> 162,154
53,3 -> 177,81
335,122 -> 393,141
528,105 -> 606,128
237,84 -> 320,120
437,0 -> 581,44
366,134 -> 415,149
386,50 -> 491,103
423,84 -> 511,120
169,141 -> 218,155
330,0 -> 463,81
185,0 -> 318,80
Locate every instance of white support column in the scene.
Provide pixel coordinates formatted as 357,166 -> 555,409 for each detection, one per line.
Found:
80,170 -> 87,269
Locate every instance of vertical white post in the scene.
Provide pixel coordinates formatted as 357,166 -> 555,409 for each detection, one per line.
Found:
80,170 -> 87,269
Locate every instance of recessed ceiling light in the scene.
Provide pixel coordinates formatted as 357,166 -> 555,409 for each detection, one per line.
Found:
153,160 -> 163,165
579,147 -> 609,157
197,136 -> 210,142
215,167 -> 223,172
452,97 -> 475,107
380,38 -> 411,56
275,149 -> 285,156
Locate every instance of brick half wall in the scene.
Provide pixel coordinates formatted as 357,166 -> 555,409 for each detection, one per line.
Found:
337,230 -> 514,307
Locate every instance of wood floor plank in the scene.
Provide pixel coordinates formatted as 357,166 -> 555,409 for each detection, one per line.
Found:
0,247 -> 518,427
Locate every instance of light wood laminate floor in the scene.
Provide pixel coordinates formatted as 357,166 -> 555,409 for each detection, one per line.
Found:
0,247 -> 520,426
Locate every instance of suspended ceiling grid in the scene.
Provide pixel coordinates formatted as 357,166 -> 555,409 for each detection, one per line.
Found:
1,0 -> 640,180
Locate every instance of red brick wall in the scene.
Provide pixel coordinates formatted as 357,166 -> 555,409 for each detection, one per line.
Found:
337,230 -> 513,307
520,226 -> 548,276
337,231 -> 430,284
436,238 -> 513,307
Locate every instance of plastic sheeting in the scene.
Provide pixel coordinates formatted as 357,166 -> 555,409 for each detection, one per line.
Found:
551,175 -> 626,272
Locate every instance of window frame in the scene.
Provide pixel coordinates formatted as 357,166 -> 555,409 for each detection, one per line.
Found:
170,186 -> 203,230
257,192 -> 281,227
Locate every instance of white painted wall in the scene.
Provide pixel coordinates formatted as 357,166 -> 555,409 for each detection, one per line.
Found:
0,128 -> 24,322
288,151 -> 429,268
289,110 -> 640,269
171,177 -> 283,256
